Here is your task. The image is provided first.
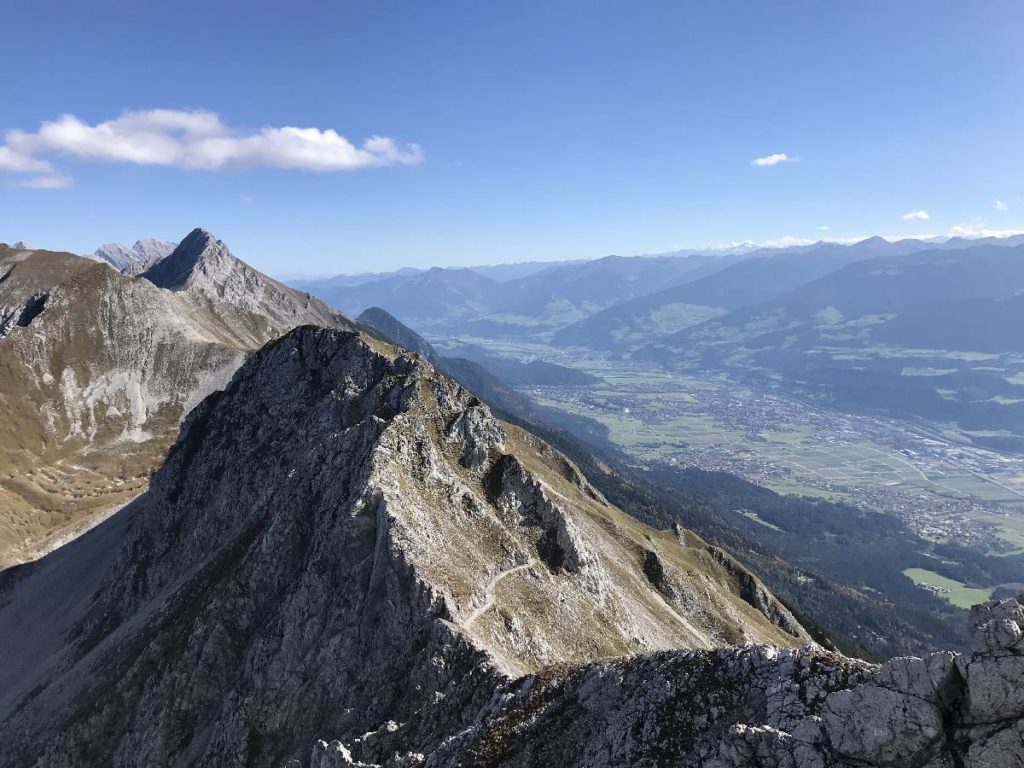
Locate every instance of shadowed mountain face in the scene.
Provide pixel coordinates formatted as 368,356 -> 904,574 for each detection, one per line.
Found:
0,327 -> 809,767
0,231 -> 352,567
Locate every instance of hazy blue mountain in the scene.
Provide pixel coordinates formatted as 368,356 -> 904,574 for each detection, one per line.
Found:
552,237 -> 926,351
436,340 -> 602,386
874,293 -> 1024,353
358,308 -> 601,387
288,267 -> 424,289
451,251 -> 744,336
296,235 -> 1024,344
301,267 -> 505,330
465,259 -> 579,281
640,243 -> 1024,439
299,251 -> 740,336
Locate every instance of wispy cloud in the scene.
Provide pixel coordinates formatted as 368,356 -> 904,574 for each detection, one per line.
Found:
949,222 -> 1024,238
0,109 -> 424,187
697,225 -> 1024,255
817,225 -> 829,231
996,199 -> 1008,211
14,174 -> 74,190
901,210 -> 930,221
0,146 -> 53,173
751,152 -> 795,167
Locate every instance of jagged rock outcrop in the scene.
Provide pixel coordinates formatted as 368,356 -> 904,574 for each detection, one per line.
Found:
90,238 -> 177,275
0,327 -> 809,767
0,233 -> 352,566
312,595 -> 1022,767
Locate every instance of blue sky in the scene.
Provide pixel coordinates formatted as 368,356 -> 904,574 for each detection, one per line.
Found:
2,1 -> 1023,275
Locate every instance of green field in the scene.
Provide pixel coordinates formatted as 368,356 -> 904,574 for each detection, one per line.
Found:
539,377 -> 1019,501
902,568 -> 992,609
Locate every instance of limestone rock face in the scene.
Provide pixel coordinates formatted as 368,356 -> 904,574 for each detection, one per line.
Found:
90,238 -> 177,274
0,327 -> 809,768
142,228 -> 342,333
416,596 -> 1024,767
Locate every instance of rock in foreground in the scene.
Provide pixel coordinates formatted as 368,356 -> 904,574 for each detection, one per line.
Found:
309,595 -> 1024,767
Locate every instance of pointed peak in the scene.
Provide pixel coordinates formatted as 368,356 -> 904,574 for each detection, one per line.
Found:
166,228 -> 220,261
142,228 -> 236,290
858,235 -> 889,246
189,226 -> 216,240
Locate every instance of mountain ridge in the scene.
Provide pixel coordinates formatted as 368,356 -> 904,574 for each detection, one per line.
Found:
0,325 -> 810,766
0,230 -> 353,567
90,238 -> 177,275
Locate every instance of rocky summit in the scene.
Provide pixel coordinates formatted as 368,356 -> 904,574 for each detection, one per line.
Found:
142,228 -> 343,332
0,326 -> 813,767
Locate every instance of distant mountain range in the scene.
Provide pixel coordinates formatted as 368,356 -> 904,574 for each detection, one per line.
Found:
551,236 -> 925,351
89,238 -> 178,274
294,251 -> 744,334
289,235 -> 1024,343
638,242 -> 1024,444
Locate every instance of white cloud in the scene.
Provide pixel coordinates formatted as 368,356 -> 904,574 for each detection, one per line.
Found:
0,109 -> 423,185
751,152 -> 794,167
0,146 -> 53,173
14,175 -> 74,190
996,199 -> 1008,211
695,225 -> 1024,255
901,210 -> 930,221
817,225 -> 829,231
949,222 -> 1024,238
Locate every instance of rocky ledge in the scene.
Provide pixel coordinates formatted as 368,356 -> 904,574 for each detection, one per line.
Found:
306,594 -> 1024,767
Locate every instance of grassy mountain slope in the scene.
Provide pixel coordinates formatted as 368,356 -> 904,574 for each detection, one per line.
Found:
0,231 -> 352,567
